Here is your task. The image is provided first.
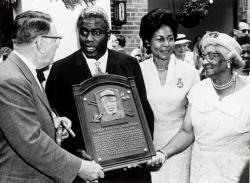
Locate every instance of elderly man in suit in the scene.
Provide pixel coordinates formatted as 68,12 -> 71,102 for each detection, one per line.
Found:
0,10 -> 104,183
46,6 -> 154,183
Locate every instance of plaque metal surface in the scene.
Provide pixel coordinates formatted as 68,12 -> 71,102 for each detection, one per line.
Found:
73,75 -> 155,171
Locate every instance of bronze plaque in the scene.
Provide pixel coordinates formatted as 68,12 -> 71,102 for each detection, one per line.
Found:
72,75 -> 155,171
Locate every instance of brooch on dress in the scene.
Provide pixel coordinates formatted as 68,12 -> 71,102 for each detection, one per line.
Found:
177,78 -> 184,88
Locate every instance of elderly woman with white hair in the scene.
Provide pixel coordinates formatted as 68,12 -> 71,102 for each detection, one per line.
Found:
148,32 -> 250,183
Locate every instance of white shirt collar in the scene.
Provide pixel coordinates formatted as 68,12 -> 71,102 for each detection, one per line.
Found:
12,50 -> 43,90
82,50 -> 108,76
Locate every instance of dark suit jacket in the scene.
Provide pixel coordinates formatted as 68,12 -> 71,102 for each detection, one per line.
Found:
0,52 -> 82,183
46,49 -> 154,183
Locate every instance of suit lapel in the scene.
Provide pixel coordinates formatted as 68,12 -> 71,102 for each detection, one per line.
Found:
74,50 -> 92,78
106,49 -> 116,74
8,53 -> 52,113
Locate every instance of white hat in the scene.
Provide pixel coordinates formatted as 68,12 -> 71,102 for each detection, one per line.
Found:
200,31 -> 244,69
175,34 -> 191,45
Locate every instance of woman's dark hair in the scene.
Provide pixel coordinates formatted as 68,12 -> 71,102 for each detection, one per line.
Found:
139,8 -> 178,54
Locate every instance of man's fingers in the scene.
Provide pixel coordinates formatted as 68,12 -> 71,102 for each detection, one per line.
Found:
60,117 -> 72,129
53,117 -> 61,129
61,129 -> 69,139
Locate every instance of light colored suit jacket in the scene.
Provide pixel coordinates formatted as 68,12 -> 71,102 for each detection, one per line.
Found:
0,52 -> 82,183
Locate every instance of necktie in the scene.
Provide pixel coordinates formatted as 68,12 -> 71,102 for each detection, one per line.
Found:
36,65 -> 49,83
36,69 -> 46,83
94,61 -> 104,76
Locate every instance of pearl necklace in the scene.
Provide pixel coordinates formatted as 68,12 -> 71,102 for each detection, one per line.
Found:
212,74 -> 236,90
154,62 -> 168,72
157,68 -> 168,72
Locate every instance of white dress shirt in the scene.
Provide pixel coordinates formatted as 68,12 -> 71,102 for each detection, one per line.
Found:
82,50 -> 108,76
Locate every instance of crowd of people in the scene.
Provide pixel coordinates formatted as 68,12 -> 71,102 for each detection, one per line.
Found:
0,5 -> 249,183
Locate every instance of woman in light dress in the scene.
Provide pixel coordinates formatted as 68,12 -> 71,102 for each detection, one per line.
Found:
139,9 -> 200,183
149,31 -> 250,183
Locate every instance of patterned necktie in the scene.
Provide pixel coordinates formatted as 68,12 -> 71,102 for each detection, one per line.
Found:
94,61 -> 104,76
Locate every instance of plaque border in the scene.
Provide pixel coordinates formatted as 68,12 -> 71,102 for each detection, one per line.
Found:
72,74 -> 155,171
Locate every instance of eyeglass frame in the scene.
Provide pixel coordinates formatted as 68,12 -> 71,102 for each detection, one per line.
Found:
240,29 -> 250,34
200,52 -> 224,63
79,28 -> 109,38
40,35 -> 62,46
41,35 -> 62,40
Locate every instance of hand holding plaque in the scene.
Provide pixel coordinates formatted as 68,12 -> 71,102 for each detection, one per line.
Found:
78,160 -> 104,182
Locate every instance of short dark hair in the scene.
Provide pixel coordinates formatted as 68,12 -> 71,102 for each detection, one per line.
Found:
77,6 -> 110,32
116,35 -> 126,47
12,10 -> 52,44
139,8 -> 178,54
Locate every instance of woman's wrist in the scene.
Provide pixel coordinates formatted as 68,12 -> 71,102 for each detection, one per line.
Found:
156,149 -> 168,163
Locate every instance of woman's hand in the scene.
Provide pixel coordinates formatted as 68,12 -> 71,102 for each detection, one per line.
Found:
147,150 -> 167,169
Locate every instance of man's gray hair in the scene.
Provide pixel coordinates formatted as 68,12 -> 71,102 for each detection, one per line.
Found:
12,10 -> 52,44
77,6 -> 110,31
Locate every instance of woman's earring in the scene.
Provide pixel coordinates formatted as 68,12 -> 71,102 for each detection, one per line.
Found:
227,61 -> 231,69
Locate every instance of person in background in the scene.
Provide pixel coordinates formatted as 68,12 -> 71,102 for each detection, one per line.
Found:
107,33 -> 116,49
238,21 -> 250,35
139,8 -> 200,183
192,35 -> 206,80
46,6 -> 154,183
112,34 -> 126,54
232,21 -> 250,39
0,29 -> 12,63
0,46 -> 12,63
149,31 -> 250,183
0,10 -> 104,183
174,33 -> 195,66
131,39 -> 152,62
236,34 -> 250,77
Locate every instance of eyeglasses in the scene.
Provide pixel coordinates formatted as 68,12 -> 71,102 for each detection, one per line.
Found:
79,28 -> 106,37
240,29 -> 250,34
201,52 -> 222,62
41,35 -> 62,40
41,35 -> 62,45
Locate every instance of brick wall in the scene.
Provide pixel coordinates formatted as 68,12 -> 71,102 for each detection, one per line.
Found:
111,0 -> 148,55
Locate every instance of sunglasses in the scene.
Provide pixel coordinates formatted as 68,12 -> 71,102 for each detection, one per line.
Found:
241,29 -> 250,34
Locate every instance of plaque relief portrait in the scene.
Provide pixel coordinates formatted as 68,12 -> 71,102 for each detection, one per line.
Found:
95,88 -> 125,122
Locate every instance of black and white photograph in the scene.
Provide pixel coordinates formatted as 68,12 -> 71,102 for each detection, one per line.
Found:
0,0 -> 249,182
